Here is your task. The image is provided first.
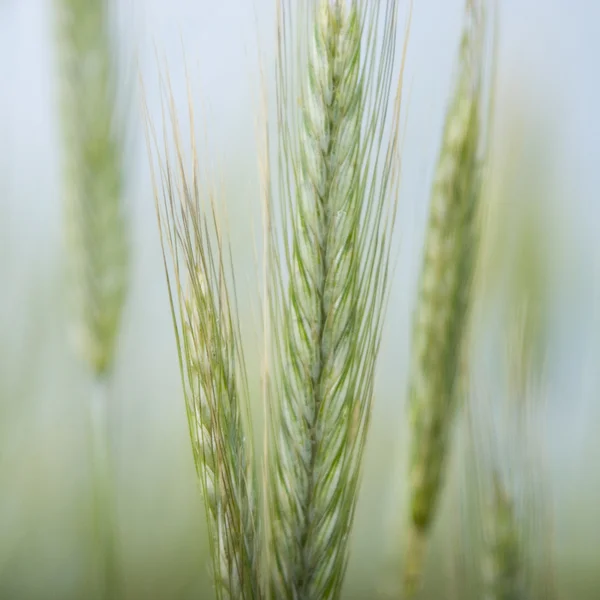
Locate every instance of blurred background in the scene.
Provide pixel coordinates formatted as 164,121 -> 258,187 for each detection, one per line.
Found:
1,0 -> 600,598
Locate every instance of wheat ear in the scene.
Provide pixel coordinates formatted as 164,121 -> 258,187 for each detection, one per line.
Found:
54,0 -> 129,376
145,73 -> 259,600
265,1 -> 406,598
53,0 -> 129,597
404,0 -> 494,593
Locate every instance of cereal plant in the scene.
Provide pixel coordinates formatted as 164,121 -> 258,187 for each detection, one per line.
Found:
145,1 -> 557,599
53,0 -> 130,597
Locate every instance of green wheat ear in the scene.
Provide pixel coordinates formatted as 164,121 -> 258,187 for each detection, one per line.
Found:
263,1 -> 407,598
404,0 -> 495,593
145,73 -> 259,600
54,0 -> 129,376
53,1 -> 130,598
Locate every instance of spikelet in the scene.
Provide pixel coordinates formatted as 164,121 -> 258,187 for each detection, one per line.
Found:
265,1 -> 406,598
54,0 -> 129,376
405,0 -> 493,592
146,77 -> 258,600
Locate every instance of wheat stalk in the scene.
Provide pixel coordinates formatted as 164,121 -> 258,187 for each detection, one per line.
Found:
53,0 -> 130,597
144,72 -> 259,600
404,0 -> 495,593
263,1 -> 406,598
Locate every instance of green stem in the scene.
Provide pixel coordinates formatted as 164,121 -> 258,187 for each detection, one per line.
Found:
89,377 -> 119,600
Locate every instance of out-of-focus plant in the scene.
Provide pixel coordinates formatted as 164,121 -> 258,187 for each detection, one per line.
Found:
401,0 -> 496,594
53,0 -> 131,597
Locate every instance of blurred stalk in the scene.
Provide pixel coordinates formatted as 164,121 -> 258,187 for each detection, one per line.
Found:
89,379 -> 119,599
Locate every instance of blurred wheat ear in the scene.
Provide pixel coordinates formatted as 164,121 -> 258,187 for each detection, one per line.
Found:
54,0 -> 129,376
144,71 -> 259,600
53,0 -> 130,597
262,1 -> 407,598
403,0 -> 496,594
